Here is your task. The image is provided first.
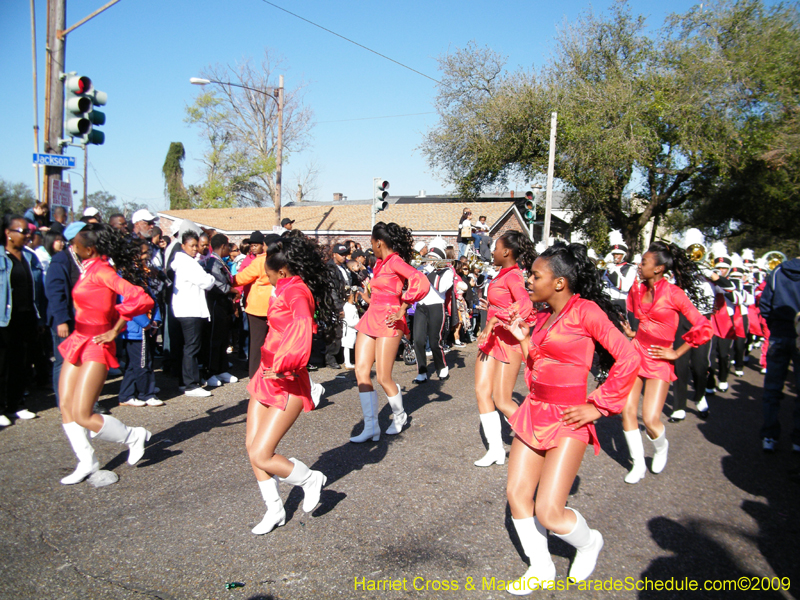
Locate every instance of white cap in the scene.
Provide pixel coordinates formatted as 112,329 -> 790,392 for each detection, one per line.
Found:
132,209 -> 157,224
413,241 -> 427,253
83,207 -> 99,217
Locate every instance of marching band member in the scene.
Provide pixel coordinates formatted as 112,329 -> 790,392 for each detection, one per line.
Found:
620,242 -> 713,484
473,232 -> 536,467
603,230 -> 637,314
706,242 -> 741,394
246,233 -> 339,534
669,229 -> 715,422
349,222 -> 430,443
729,254 -> 751,377
413,238 -> 454,383
503,243 -> 639,591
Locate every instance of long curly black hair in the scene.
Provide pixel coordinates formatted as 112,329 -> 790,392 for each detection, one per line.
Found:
265,230 -> 340,344
499,231 -> 537,270
75,223 -> 149,289
539,242 -> 625,372
647,241 -> 707,310
372,222 -> 414,263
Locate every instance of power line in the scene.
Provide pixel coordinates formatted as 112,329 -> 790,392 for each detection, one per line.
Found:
317,111 -> 436,124
260,1 -> 442,86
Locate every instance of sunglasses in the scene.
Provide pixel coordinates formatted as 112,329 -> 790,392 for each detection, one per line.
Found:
8,228 -> 31,236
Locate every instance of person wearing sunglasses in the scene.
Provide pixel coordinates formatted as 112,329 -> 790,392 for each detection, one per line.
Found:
1,214 -> 46,426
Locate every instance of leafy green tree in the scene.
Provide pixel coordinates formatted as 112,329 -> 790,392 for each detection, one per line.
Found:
422,0 -> 800,252
163,142 -> 190,210
0,178 -> 37,216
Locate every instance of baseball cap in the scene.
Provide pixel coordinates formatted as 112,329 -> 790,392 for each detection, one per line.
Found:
83,207 -> 99,217
333,243 -> 349,255
132,209 -> 157,224
281,218 -> 295,227
64,222 -> 86,241
249,230 -> 265,244
352,249 -> 366,260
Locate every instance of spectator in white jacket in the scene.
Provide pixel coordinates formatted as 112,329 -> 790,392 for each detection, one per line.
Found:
171,231 -> 216,397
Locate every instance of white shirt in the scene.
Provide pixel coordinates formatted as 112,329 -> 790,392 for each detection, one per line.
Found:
603,262 -> 637,300
171,251 -> 215,319
474,220 -> 489,233
418,264 -> 454,306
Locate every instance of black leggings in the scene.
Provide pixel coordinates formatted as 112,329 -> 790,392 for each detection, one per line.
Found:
413,303 -> 446,375
247,313 -> 268,379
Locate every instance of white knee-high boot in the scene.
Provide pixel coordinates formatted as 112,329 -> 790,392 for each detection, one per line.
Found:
508,516 -> 556,595
648,428 -> 669,474
281,457 -> 327,513
385,389 -> 407,434
623,428 -> 646,484
61,422 -> 99,484
252,477 -> 285,535
350,391 -> 380,443
91,414 -> 151,465
475,411 -> 505,467
553,508 -> 604,582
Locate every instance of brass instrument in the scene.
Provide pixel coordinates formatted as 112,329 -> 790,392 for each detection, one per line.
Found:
595,258 -> 607,270
687,243 -> 706,263
762,250 -> 787,271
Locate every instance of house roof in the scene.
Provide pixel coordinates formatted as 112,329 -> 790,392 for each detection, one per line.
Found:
157,200 -> 516,234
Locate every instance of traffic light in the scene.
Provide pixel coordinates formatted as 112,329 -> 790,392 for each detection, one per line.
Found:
64,72 -> 106,145
523,199 -> 536,225
373,178 -> 389,212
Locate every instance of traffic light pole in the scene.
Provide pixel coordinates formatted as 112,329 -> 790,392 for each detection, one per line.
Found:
543,112 -> 557,244
43,0 -> 66,206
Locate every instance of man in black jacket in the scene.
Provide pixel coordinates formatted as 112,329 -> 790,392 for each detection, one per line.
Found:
324,244 -> 351,369
758,254 -> 800,453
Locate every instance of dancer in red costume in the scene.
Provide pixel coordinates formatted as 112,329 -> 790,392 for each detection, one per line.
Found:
473,231 -> 536,467
245,232 -> 339,534
349,222 -> 430,443
59,224 -> 155,485
620,242 -> 713,484
503,243 -> 640,592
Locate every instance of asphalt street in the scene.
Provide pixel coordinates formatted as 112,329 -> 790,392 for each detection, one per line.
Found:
0,344 -> 798,600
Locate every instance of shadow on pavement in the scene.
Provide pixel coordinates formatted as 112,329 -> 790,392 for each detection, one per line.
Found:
695,375 -> 800,591
640,516 -> 786,599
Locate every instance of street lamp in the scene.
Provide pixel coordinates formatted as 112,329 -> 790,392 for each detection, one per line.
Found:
190,75 -> 284,227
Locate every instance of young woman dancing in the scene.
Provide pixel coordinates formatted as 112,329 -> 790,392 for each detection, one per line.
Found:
473,231 -> 536,467
59,224 -> 155,485
620,241 -> 713,484
245,232 -> 339,534
504,243 -> 640,591
349,222 -> 430,443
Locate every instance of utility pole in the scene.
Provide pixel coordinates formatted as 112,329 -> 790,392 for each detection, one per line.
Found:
273,74 -> 284,228
83,143 -> 88,212
543,112 -> 557,244
43,0 -> 66,206
31,0 -> 41,203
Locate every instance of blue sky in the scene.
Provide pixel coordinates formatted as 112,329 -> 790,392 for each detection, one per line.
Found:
2,0 -> 706,214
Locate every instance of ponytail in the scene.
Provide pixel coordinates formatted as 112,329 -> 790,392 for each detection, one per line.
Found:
499,231 -> 537,270
372,222 -> 415,263
648,241 -> 706,308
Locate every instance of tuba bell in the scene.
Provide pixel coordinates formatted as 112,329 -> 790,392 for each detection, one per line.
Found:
762,250 -> 787,271
687,243 -> 706,263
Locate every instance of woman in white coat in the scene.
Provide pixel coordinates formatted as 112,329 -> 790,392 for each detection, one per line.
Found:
171,231 -> 216,397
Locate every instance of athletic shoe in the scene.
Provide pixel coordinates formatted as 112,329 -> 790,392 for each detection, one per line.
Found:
216,372 -> 238,384
454,340 -> 465,347
145,398 -> 165,407
425,350 -> 433,357
0,415 -> 11,427
762,437 -> 777,453
185,387 -> 212,397
413,374 -> 428,384
121,398 -> 146,407
717,382 -> 729,392
15,409 -> 37,419
760,367 -> 767,374
734,370 -> 744,377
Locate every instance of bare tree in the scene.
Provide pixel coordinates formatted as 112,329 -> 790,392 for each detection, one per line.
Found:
186,50 -> 314,210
